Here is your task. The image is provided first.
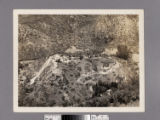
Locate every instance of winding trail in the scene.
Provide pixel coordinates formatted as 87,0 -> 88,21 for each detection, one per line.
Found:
30,54 -> 121,85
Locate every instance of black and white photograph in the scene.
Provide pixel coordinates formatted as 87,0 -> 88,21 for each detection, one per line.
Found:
13,9 -> 144,112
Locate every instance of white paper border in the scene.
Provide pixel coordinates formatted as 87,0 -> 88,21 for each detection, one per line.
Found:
13,9 -> 144,113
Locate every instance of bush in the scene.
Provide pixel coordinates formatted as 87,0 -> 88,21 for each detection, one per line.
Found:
116,45 -> 129,60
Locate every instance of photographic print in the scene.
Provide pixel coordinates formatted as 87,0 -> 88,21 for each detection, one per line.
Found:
13,9 -> 144,112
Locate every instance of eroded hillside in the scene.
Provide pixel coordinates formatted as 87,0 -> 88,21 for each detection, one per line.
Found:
18,15 -> 139,107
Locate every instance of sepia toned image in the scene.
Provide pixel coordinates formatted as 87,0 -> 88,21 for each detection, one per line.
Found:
13,10 -> 144,112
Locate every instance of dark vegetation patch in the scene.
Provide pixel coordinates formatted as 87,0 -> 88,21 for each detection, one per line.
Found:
116,45 -> 130,60
86,75 -> 139,107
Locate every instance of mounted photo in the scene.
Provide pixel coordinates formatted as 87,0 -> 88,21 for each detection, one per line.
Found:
13,9 -> 144,112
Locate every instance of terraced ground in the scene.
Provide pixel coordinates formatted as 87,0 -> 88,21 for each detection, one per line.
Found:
18,54 -> 139,107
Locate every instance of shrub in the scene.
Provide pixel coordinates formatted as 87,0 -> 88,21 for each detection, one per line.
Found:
116,45 -> 129,60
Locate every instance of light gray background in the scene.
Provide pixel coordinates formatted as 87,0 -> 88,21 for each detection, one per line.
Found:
0,0 -> 159,120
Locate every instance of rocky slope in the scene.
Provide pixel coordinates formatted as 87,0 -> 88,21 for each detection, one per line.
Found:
18,15 -> 139,107
19,53 -> 138,107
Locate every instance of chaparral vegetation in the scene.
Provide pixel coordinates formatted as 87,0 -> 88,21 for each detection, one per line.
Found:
18,15 -> 139,107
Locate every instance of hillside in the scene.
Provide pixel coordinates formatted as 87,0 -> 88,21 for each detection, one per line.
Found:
18,15 -> 138,60
19,54 -> 139,106
18,15 -> 139,107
